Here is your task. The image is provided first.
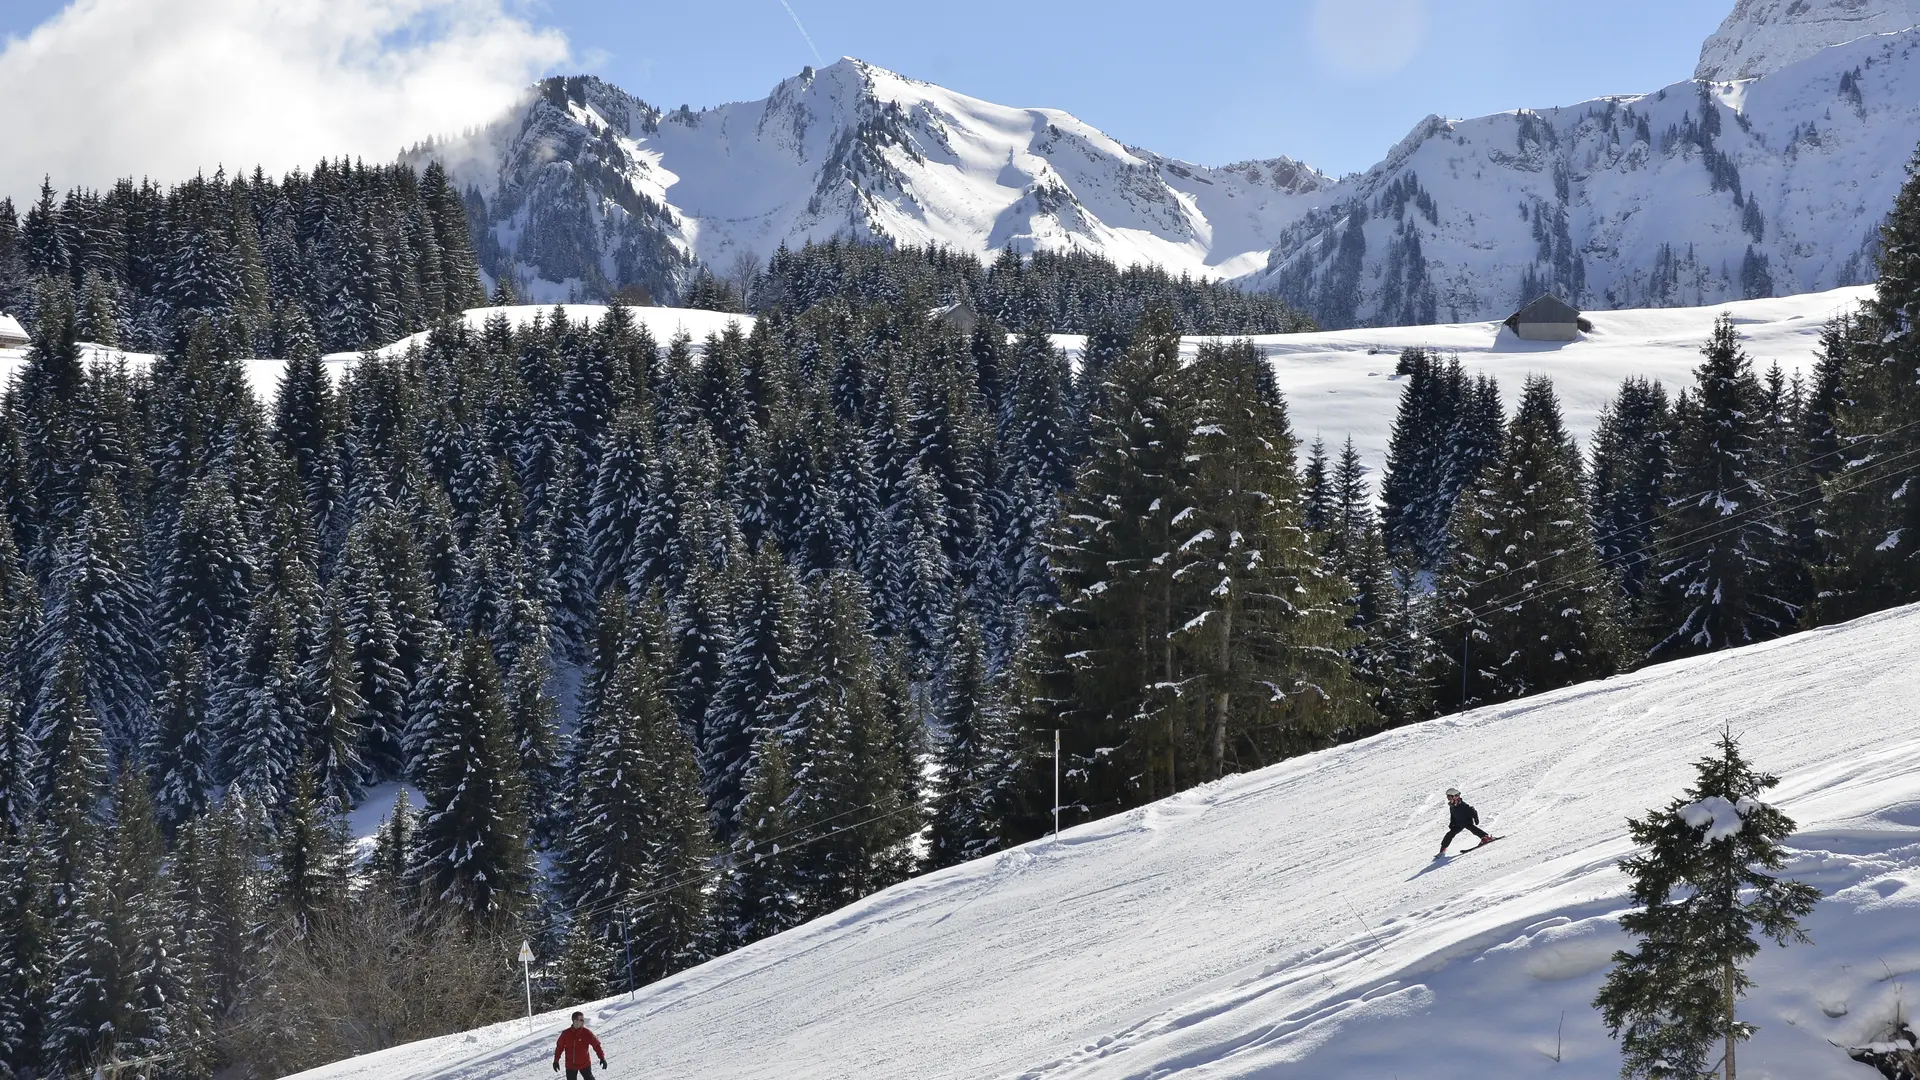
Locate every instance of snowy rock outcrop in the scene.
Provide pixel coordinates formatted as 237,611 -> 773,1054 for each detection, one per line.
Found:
1696,0 -> 1920,80
1247,25 -> 1920,326
410,59 -> 1329,304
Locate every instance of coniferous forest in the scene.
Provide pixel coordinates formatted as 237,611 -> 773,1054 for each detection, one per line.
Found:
1,149 -> 1920,1077
0,161 -> 484,356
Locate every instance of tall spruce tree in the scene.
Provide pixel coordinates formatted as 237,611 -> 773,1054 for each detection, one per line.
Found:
1589,377 -> 1674,637
38,648 -> 106,913
145,639 -> 216,830
1648,318 -> 1797,660
31,476 -> 154,760
0,824 -> 55,1075
1174,339 -> 1371,773
702,542 -> 802,840
308,587 -> 368,805
1380,350 -> 1500,572
712,730 -> 802,952
217,593 -> 305,803
782,571 -> 918,916
1815,152 -> 1920,619
558,597 -> 677,924
925,611 -> 1011,870
1434,376 -> 1619,710
409,635 -> 533,922
42,772 -> 181,1073
1032,311 -> 1194,818
272,762 -> 349,933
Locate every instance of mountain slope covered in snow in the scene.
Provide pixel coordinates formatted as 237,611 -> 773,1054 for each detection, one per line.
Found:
406,1 -> 1920,327
1698,0 -> 1920,79
1251,21 -> 1920,327
411,60 -> 1327,305
293,598 -> 1920,1080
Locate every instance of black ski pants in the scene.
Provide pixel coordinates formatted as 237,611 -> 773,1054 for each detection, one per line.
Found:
566,1069 -> 597,1080
1441,823 -> 1489,849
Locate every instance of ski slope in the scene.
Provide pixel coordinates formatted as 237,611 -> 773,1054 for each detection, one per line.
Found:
0,285 -> 1871,493
295,601 -> 1920,1080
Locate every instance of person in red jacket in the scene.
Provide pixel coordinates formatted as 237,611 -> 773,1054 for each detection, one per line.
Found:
553,1012 -> 607,1080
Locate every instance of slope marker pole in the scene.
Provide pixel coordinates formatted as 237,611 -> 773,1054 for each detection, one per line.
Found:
1053,729 -> 1061,840
519,940 -> 536,1031
620,915 -> 636,1000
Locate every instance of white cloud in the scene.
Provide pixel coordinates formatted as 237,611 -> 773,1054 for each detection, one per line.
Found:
1312,0 -> 1429,77
0,0 -> 569,202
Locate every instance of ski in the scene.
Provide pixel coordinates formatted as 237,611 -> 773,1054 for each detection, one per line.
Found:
1436,836 -> 1504,859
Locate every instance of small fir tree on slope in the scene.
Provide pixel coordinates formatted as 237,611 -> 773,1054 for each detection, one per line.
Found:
1594,730 -> 1817,1080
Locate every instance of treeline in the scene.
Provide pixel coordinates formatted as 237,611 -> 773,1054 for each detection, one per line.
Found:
1355,301 -> 1889,719
684,239 -> 1317,336
0,267 -> 1108,1075
0,160 -> 483,355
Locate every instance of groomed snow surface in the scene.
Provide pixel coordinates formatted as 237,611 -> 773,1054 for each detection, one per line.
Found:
295,597 -> 1920,1080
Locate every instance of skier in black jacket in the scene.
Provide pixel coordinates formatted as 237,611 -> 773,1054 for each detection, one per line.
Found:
1438,787 -> 1495,856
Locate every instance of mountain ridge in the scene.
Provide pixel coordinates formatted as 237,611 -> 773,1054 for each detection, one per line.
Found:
406,4 -> 1920,327
409,57 -> 1330,307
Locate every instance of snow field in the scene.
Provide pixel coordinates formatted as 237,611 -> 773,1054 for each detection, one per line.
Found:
1080,284 -> 1872,491
0,286 -> 1871,499
292,599 -> 1920,1080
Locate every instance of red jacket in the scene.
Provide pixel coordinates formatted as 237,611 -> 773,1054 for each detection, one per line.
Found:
554,1026 -> 605,1069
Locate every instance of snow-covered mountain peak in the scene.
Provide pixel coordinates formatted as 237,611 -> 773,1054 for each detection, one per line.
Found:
417,56 -> 1336,303
1696,0 -> 1920,80
1249,21 -> 1920,327
414,9 -> 1920,326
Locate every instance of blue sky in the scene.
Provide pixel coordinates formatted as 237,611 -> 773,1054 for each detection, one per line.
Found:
0,0 -> 1733,190
520,0 -> 1731,175
494,0 -> 1729,175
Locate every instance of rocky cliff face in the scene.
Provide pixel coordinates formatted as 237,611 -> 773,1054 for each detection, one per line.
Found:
1697,0 -> 1920,80
1245,22 -> 1920,326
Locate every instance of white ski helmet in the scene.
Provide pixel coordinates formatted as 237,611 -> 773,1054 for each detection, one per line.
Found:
1445,787 -> 1460,797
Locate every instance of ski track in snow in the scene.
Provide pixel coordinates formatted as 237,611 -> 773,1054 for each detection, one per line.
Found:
291,599 -> 1920,1080
0,286 -> 1871,505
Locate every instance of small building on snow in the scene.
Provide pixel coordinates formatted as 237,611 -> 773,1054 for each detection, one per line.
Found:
1504,295 -> 1591,341
929,300 -> 980,336
0,313 -> 26,349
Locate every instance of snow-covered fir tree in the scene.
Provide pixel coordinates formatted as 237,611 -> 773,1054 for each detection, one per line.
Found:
1648,317 -> 1797,659
1433,376 -> 1620,709
1815,150 -> 1920,621
1594,730 -> 1818,1080
925,611 -> 1012,870
408,636 -> 532,921
42,772 -> 182,1073
145,639 -> 217,829
701,542 -> 803,840
1588,376 -> 1673,638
